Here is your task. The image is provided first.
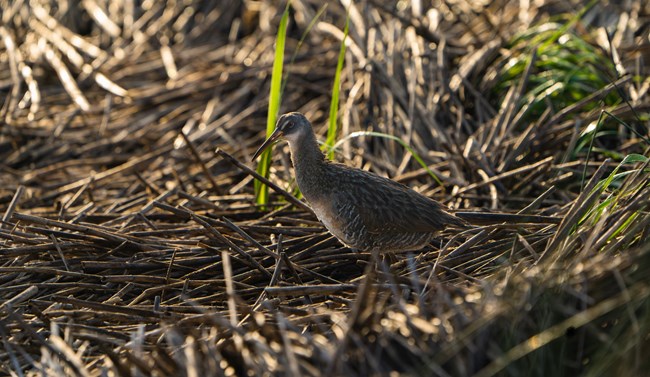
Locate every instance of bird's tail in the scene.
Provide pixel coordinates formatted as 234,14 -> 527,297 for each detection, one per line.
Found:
454,212 -> 561,225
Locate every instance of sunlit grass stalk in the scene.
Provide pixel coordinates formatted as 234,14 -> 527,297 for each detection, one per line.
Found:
255,3 -> 290,207
324,12 -> 349,160
331,131 -> 444,187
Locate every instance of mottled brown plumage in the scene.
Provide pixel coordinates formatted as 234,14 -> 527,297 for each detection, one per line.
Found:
253,112 -> 467,252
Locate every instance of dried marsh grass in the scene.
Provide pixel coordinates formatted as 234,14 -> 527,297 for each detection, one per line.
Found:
1,1 -> 649,376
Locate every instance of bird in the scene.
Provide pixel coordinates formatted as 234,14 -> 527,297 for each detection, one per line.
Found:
252,112 -> 468,252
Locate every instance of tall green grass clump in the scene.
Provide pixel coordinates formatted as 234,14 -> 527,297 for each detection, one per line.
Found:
496,9 -> 619,120
255,4 -> 290,207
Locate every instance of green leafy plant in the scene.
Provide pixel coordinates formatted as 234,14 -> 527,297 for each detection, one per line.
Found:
496,1 -> 619,120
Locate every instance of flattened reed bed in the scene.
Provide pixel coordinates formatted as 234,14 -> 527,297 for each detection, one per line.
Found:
1,1 -> 649,376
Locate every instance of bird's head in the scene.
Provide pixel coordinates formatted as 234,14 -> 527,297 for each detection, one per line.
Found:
252,112 -> 312,160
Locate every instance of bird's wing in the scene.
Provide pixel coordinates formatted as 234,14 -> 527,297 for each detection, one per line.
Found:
331,164 -> 463,233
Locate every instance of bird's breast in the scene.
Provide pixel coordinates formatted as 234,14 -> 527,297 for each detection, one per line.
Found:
308,197 -> 352,245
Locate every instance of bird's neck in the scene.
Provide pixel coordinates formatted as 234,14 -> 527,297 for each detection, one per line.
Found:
289,134 -> 326,198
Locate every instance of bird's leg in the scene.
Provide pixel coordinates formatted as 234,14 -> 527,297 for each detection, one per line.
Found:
383,251 -> 398,266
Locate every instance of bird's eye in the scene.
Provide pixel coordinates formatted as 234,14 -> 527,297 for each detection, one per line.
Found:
286,121 -> 294,129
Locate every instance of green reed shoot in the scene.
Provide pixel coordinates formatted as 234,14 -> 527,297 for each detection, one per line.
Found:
255,3 -> 290,207
324,12 -> 349,160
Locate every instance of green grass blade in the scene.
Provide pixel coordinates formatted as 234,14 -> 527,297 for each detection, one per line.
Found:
255,3 -> 290,208
330,131 -> 444,187
597,154 -> 649,192
602,110 -> 650,145
324,12 -> 349,160
607,212 -> 639,242
581,153 -> 650,224
581,110 -> 606,189
280,4 -> 328,96
581,108 -> 650,190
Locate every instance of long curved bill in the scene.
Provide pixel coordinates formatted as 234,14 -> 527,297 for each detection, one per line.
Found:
252,128 -> 283,161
